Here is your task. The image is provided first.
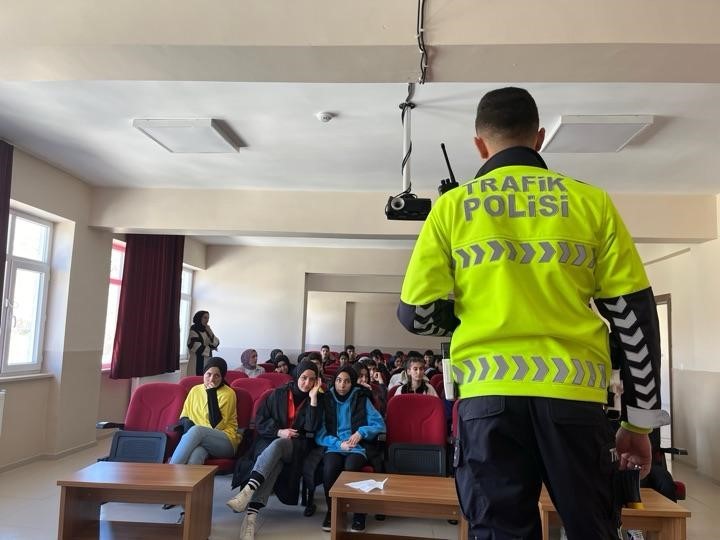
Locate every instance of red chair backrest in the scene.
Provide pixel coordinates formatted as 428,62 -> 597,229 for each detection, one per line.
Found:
252,388 -> 274,422
387,384 -> 401,400
178,376 -> 203,395
225,370 -> 248,384
231,377 -> 274,405
386,394 -> 446,447
124,382 -> 187,457
257,372 -> 293,388
429,374 -> 445,399
258,363 -> 276,373
233,387 -> 253,430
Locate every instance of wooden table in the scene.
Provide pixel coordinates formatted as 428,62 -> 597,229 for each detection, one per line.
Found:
57,461 -> 217,540
539,487 -> 691,540
329,471 -> 468,540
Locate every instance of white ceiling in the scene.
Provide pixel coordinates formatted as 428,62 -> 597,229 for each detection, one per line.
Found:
2,81 -> 720,194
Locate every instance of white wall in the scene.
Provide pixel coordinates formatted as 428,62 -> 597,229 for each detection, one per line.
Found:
645,237 -> 720,480
193,245 -> 433,365
1,150 -> 115,468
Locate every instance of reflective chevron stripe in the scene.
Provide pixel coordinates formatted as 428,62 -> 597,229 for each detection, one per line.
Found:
597,295 -> 659,416
454,240 -> 596,269
411,303 -> 451,337
451,354 -> 607,389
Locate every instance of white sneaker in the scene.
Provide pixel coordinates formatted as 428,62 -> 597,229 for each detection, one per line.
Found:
626,531 -> 645,540
239,512 -> 257,540
226,485 -> 253,513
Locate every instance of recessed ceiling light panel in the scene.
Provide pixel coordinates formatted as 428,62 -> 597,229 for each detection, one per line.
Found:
133,118 -> 243,153
541,115 -> 654,153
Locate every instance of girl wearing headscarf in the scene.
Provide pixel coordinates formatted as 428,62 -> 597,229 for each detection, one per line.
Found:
169,357 -> 239,464
238,348 -> 264,378
268,348 -> 284,364
227,360 -> 322,540
316,366 -> 386,532
187,310 -> 219,376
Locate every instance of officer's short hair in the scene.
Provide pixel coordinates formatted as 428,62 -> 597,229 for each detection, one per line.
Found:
475,87 -> 539,142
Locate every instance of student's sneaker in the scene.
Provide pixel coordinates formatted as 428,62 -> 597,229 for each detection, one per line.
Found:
239,512 -> 257,540
321,512 -> 331,532
626,531 -> 645,540
351,514 -> 366,532
226,485 -> 253,513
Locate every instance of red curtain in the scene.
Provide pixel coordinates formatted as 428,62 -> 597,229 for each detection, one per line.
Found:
110,234 -> 185,379
0,142 -> 12,300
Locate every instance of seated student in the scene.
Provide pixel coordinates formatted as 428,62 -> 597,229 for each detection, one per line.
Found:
268,348 -> 284,364
396,355 -> 438,396
320,344 -> 334,366
227,360 -> 322,540
344,344 -> 357,364
387,356 -> 408,389
305,352 -> 329,388
316,366 -> 386,532
238,349 -> 265,378
355,362 -> 387,416
169,357 -> 240,464
424,352 -> 441,380
337,351 -> 349,367
274,354 -> 290,374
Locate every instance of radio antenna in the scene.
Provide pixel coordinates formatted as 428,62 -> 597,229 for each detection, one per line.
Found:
441,143 -> 456,183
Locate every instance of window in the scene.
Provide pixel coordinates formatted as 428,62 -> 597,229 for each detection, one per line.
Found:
100,242 -> 194,369
179,267 -> 194,359
1,211 -> 52,374
100,240 -> 125,369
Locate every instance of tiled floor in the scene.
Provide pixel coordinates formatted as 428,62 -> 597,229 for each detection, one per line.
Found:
0,437 -> 717,539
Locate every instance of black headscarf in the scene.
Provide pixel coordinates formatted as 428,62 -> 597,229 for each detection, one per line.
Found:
291,359 -> 319,406
203,357 -> 228,428
191,310 -> 209,333
269,349 -> 283,364
333,366 -> 357,403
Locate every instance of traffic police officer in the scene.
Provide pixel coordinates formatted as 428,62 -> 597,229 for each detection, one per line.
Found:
398,87 -> 667,539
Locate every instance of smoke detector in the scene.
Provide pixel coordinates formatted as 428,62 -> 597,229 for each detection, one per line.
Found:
315,112 -> 336,123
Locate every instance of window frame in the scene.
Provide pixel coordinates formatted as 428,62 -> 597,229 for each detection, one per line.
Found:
179,266 -> 194,360
1,210 -> 53,374
100,239 -> 126,370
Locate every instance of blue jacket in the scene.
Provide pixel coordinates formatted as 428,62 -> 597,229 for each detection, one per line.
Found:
316,386 -> 385,457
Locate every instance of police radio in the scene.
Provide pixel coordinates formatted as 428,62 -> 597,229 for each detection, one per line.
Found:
438,143 -> 460,196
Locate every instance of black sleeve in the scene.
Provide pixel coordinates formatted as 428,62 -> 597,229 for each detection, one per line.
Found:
595,287 -> 668,429
397,299 -> 459,337
255,390 -> 281,438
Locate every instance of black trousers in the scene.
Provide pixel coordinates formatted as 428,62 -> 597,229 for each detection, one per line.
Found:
455,396 -> 621,540
323,452 -> 367,507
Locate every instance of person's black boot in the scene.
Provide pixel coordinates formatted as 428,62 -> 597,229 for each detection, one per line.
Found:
322,511 -> 331,532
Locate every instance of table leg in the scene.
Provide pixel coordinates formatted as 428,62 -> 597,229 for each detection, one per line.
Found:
58,486 -> 101,540
331,496 -> 347,540
540,509 -> 549,540
458,513 -> 469,540
184,473 -> 215,540
657,517 -> 686,540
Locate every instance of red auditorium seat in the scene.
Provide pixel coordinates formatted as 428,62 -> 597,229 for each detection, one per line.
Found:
178,375 -> 203,394
257,372 -> 293,388
231,377 -> 274,405
385,394 -> 447,476
225,370 -> 248,384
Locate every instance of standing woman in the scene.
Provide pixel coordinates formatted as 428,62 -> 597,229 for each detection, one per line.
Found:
169,357 -> 240,464
238,349 -> 265,378
316,366 -> 385,532
187,310 -> 219,376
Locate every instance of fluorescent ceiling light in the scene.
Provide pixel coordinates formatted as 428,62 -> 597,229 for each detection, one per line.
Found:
133,118 -> 243,153
541,115 -> 654,153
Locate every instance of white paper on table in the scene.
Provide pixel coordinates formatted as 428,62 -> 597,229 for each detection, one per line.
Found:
344,478 -> 388,493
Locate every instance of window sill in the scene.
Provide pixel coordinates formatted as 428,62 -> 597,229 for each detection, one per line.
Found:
100,358 -> 188,374
0,372 -> 54,383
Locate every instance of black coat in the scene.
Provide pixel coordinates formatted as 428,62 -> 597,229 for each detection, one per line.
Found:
231,384 -> 321,505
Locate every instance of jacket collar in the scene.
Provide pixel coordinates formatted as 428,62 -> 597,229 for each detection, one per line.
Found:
476,146 -> 548,178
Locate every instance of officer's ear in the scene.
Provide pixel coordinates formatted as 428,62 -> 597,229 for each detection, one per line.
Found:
534,128 -> 546,152
474,136 -> 490,159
